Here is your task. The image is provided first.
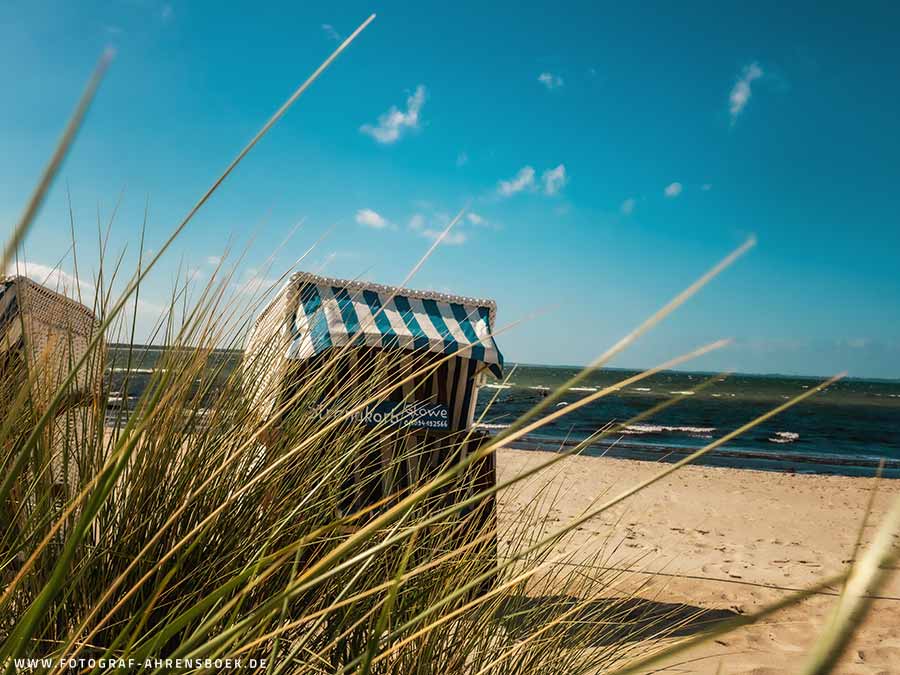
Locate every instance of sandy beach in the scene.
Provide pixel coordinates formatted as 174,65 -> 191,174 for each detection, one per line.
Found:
497,448 -> 900,674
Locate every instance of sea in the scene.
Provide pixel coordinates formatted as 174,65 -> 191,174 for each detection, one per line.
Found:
476,365 -> 900,478
105,346 -> 900,478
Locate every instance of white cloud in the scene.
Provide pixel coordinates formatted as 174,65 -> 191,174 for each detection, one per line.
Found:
620,198 -> 636,215
408,213 -> 425,231
701,183 -> 712,191
6,261 -> 91,299
407,210 -> 472,245
206,255 -> 222,266
537,72 -> 564,90
321,23 -> 341,41
729,62 -> 763,123
498,166 -> 536,197
542,164 -> 567,195
664,182 -> 683,198
235,270 -> 280,296
456,151 -> 468,167
161,3 -> 172,20
423,229 -> 467,246
360,85 -> 426,144
6,260 -> 167,335
356,208 -> 389,229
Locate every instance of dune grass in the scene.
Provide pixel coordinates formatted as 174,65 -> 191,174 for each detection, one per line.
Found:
2,15 -> 899,674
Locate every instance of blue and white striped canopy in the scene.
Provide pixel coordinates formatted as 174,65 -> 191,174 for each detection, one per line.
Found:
285,273 -> 503,377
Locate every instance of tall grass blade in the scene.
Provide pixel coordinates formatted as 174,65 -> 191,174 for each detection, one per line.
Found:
1,50 -> 113,273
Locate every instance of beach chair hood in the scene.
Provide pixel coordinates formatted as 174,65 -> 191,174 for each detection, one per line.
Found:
1,275 -> 102,398
282,272 -> 503,377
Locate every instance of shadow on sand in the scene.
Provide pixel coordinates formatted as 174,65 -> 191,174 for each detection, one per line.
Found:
494,594 -> 740,647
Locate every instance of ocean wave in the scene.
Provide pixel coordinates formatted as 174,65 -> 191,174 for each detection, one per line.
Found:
484,383 -> 514,390
109,367 -> 160,374
769,431 -> 799,444
475,422 -> 511,430
622,423 -> 715,437
631,387 -> 652,392
106,395 -> 139,408
569,386 -> 597,392
529,385 -> 550,391
669,390 -> 695,396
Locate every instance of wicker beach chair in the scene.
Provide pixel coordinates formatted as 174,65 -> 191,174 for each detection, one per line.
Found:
244,271 -> 503,585
0,275 -> 104,504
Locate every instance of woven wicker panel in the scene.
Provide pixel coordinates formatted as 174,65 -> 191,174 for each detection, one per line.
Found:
49,405 -> 98,492
243,282 -> 293,422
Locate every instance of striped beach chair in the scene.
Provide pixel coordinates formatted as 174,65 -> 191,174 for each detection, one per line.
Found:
244,271 -> 503,563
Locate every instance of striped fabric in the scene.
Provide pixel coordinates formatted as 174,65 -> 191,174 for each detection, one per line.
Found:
284,273 -> 503,377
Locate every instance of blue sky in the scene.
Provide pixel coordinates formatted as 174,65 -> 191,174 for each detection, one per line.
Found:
2,1 -> 899,377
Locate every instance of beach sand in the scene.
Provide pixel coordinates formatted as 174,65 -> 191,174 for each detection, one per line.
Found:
497,448 -> 900,674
